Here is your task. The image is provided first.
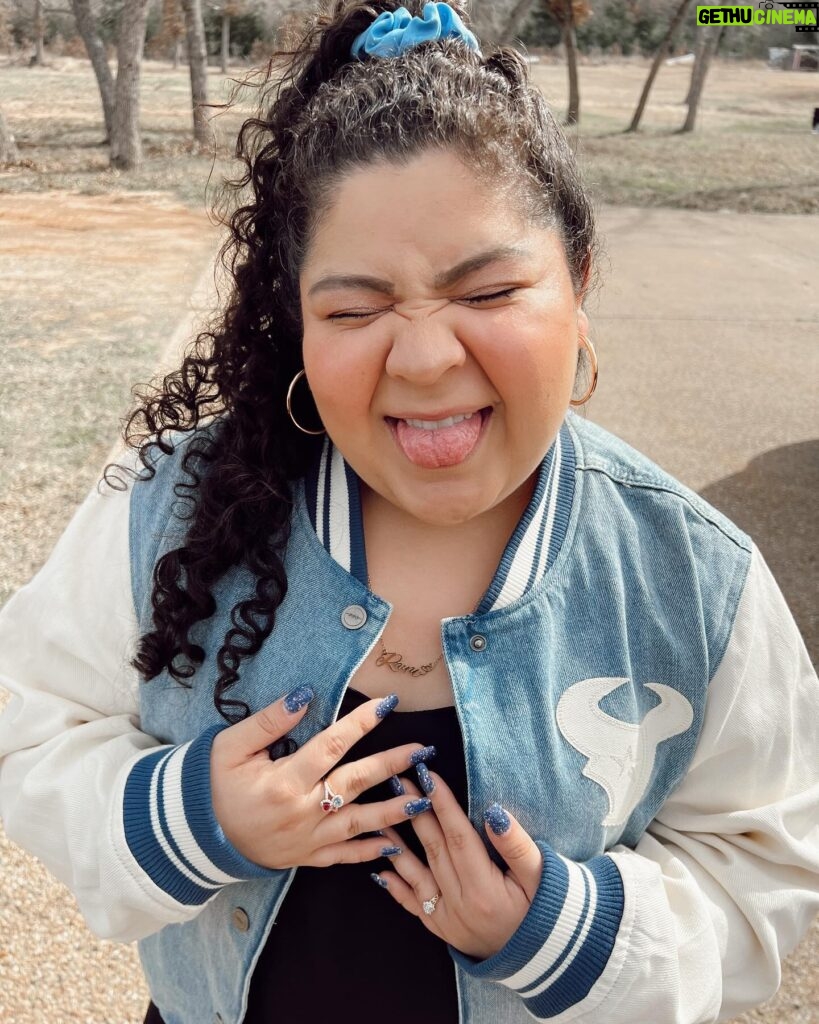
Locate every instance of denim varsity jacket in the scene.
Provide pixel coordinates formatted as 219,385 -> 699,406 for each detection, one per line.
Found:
0,411 -> 817,1024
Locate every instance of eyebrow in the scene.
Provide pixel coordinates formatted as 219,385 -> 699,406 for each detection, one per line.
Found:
306,245 -> 532,299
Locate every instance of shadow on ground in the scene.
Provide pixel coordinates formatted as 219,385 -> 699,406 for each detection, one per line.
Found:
701,441 -> 818,665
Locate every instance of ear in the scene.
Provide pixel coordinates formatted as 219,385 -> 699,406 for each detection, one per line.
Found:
577,305 -> 590,340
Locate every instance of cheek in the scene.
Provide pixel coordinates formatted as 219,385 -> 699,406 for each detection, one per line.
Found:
479,319 -> 576,401
302,329 -> 381,416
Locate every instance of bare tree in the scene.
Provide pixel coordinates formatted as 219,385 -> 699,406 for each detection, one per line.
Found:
563,8 -> 579,125
627,0 -> 695,133
499,0 -> 539,45
156,0 -> 186,68
110,0 -> 152,169
221,6 -> 230,72
31,0 -> 45,65
0,2 -> 11,56
469,0 -> 538,45
683,24 -> 708,105
69,1 -> 150,166
0,105 -> 18,164
680,25 -> 724,133
180,0 -> 210,146
70,0 -> 114,140
544,0 -> 591,126
216,1 -> 246,73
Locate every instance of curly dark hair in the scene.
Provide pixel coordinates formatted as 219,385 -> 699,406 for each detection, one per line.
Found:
105,0 -> 600,724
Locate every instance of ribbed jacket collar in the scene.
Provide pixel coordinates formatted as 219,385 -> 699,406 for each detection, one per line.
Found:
303,421 -> 575,614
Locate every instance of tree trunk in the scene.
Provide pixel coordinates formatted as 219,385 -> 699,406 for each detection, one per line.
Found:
110,0 -> 151,170
221,14 -> 230,73
498,0 -> 537,46
563,14 -> 580,126
173,37 -> 182,69
180,0 -> 209,146
70,0 -> 115,141
680,26 -> 722,132
32,0 -> 45,65
628,0 -> 694,132
683,25 -> 708,105
0,106 -> 18,164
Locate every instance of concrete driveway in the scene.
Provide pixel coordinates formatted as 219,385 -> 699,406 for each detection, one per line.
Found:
586,206 -> 818,1024
587,205 -> 817,662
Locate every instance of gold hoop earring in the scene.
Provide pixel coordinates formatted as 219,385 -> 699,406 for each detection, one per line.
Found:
286,369 -> 326,436
570,335 -> 598,407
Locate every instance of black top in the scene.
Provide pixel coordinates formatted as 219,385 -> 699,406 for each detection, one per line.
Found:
145,686 -> 468,1024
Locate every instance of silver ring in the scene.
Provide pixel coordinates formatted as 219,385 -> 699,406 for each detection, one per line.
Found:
422,893 -> 441,915
320,778 -> 344,813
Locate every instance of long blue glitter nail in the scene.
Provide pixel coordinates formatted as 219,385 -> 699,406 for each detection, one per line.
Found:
371,873 -> 389,889
484,802 -> 511,835
388,775 -> 405,797
380,845 -> 403,857
416,762 -> 435,795
283,685 -> 314,714
409,745 -> 436,767
405,797 -> 432,817
375,694 -> 399,719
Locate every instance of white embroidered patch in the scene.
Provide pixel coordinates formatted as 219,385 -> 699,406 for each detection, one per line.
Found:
556,677 -> 694,828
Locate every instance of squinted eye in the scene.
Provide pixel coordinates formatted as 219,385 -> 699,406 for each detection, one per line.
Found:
327,288 -> 517,320
328,309 -> 385,321
462,289 -> 517,304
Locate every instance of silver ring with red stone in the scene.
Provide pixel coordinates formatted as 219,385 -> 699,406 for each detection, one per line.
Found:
422,893 -> 441,915
320,778 -> 345,813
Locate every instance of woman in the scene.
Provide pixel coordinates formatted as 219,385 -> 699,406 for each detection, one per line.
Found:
0,3 -> 816,1023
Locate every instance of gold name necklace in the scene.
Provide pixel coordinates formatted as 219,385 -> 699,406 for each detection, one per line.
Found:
366,571 -> 481,677
367,572 -> 443,677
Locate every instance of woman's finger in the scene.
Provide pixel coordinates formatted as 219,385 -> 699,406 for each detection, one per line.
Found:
407,765 -> 495,887
314,791 -> 434,845
393,773 -> 462,899
328,742 -> 442,804
370,868 -> 444,932
483,803 -> 544,903
213,684 -> 316,766
304,834 -> 407,869
288,693 -> 400,789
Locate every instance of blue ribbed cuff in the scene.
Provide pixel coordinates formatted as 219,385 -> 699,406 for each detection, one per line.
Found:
123,724 -> 279,905
449,841 -> 623,1018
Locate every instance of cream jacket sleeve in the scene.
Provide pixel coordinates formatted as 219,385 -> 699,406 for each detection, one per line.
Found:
0,457 -> 272,942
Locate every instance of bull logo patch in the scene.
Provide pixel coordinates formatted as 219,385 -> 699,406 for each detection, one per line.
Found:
556,677 -> 694,828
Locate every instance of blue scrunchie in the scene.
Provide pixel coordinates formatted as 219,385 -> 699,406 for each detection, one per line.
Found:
350,2 -> 480,59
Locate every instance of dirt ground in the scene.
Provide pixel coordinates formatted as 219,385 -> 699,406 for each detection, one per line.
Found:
0,191 -> 221,603
0,160 -> 817,1023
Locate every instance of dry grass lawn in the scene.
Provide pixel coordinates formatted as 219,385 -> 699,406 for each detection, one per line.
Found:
530,56 -> 819,213
0,54 -> 817,212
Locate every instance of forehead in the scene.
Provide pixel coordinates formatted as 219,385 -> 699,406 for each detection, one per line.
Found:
301,148 -> 557,280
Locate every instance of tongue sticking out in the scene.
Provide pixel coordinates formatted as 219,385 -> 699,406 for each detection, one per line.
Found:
394,410 -> 484,469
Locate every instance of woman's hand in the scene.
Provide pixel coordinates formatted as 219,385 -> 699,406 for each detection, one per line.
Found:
209,687 -> 435,870
372,770 -> 543,961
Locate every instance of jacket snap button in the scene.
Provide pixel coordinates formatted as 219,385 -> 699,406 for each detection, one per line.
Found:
231,907 -> 250,932
469,634 -> 487,652
341,604 -> 368,630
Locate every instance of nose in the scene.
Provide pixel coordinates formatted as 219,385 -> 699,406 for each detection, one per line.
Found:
384,316 -> 467,386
